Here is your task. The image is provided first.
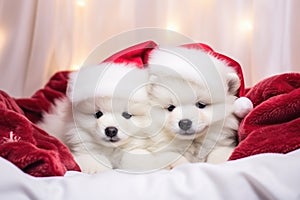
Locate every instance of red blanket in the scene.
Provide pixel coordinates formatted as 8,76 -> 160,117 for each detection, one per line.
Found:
1,70 -> 299,176
0,72 -> 80,177
230,73 -> 300,160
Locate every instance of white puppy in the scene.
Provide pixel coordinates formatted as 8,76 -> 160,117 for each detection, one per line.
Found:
146,46 -> 241,168
38,63 -> 151,173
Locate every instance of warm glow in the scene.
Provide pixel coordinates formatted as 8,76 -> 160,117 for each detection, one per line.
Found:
0,28 -> 6,53
238,19 -> 253,32
76,0 -> 86,7
70,64 -> 81,70
200,0 -> 214,7
166,22 -> 179,32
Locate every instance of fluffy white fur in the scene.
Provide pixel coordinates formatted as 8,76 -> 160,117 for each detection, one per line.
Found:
146,47 -> 241,167
234,97 -> 253,118
38,64 -> 151,173
38,46 -> 242,172
68,63 -> 149,103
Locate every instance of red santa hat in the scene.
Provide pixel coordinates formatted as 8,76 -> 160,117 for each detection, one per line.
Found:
180,43 -> 245,97
148,42 -> 252,117
148,43 -> 245,96
67,41 -> 157,103
181,43 -> 252,117
67,41 -> 252,117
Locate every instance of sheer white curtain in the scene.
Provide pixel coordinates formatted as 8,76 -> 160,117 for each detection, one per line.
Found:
0,0 -> 299,97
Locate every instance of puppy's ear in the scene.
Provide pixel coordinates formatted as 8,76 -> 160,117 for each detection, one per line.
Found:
66,71 -> 79,99
226,72 -> 240,95
146,74 -> 158,93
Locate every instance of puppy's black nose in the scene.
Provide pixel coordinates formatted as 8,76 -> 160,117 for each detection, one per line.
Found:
105,127 -> 118,138
178,119 -> 192,131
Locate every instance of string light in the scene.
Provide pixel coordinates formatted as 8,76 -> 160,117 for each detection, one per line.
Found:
76,0 -> 86,7
166,22 -> 179,32
238,19 -> 253,32
199,0 -> 214,7
70,64 -> 81,70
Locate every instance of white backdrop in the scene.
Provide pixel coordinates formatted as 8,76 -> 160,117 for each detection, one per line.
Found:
0,0 -> 299,97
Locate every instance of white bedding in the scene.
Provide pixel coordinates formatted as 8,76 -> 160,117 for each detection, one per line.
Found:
1,149 -> 300,200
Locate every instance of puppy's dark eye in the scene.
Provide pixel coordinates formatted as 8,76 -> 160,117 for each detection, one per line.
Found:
195,102 -> 206,109
122,112 -> 132,119
167,105 -> 176,112
94,111 -> 103,119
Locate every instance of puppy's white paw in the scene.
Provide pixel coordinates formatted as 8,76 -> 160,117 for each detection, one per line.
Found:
206,146 -> 235,164
74,154 -> 112,174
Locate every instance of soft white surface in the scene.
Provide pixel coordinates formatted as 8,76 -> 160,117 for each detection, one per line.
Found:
1,149 -> 300,200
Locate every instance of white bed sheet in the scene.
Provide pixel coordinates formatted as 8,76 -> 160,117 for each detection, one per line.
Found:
1,149 -> 300,200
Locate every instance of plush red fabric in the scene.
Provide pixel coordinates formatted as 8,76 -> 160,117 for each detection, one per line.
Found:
0,41 -> 160,177
103,40 -> 158,68
0,72 -> 80,177
1,41 -> 299,177
16,71 -> 70,124
229,73 -> 300,160
0,41 -> 159,177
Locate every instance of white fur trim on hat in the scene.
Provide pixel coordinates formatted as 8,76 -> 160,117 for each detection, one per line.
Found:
148,47 -> 241,95
67,63 -> 149,103
149,46 -> 238,79
233,97 -> 253,118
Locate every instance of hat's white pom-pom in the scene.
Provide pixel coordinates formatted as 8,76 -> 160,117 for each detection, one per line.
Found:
234,97 -> 253,118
